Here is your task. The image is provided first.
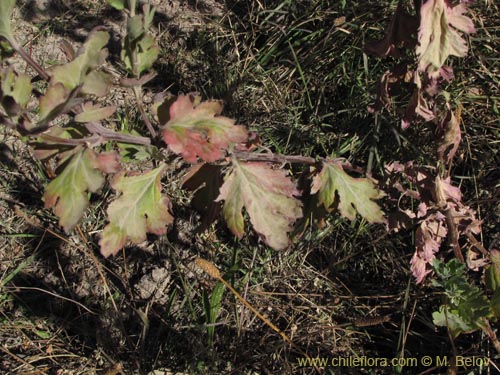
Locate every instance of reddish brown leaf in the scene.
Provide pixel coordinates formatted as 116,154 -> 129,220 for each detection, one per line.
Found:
182,163 -> 224,231
364,0 -> 418,58
437,106 -> 461,164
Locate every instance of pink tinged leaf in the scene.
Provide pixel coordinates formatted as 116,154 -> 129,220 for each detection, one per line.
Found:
451,204 -> 482,235
216,159 -> 302,250
416,0 -> 475,74
99,165 -> 173,257
437,107 -> 461,164
434,175 -> 462,206
364,0 -> 418,58
411,213 -> 447,283
417,202 -> 428,218
162,94 -> 248,163
467,249 -> 487,271
410,254 -> 430,284
95,151 -> 121,174
74,102 -> 116,123
311,161 -> 385,224
43,148 -> 105,232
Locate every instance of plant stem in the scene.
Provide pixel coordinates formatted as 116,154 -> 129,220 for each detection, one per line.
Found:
10,39 -> 50,81
233,150 -> 366,174
133,86 -> 157,138
38,122 -> 152,146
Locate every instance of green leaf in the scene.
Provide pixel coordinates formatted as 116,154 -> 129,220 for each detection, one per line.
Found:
51,31 -> 110,90
1,68 -> 32,110
0,0 -> 16,42
311,161 -> 385,223
136,35 -> 159,74
162,94 -> 248,163
122,34 -> 159,75
33,329 -> 51,339
490,290 -> 500,318
143,4 -> 156,30
117,130 -> 154,161
216,159 -> 302,250
43,148 -> 105,232
74,102 -> 116,123
38,83 -> 69,121
127,15 -> 145,42
432,306 -> 478,338
203,281 -> 225,347
99,165 -> 174,257
107,0 -> 127,10
81,70 -> 112,97
486,250 -> 500,292
432,259 -> 491,337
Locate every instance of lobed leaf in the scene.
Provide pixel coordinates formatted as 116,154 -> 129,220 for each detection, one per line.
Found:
162,94 -> 248,163
43,148 -> 105,232
432,259 -> 490,337
100,165 -> 173,257
410,213 -> 447,283
135,35 -> 159,74
216,159 -> 302,250
416,0 -> 475,75
51,30 -> 110,90
311,161 -> 385,224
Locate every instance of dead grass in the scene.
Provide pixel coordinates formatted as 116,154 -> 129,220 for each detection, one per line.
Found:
1,0 -> 499,375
